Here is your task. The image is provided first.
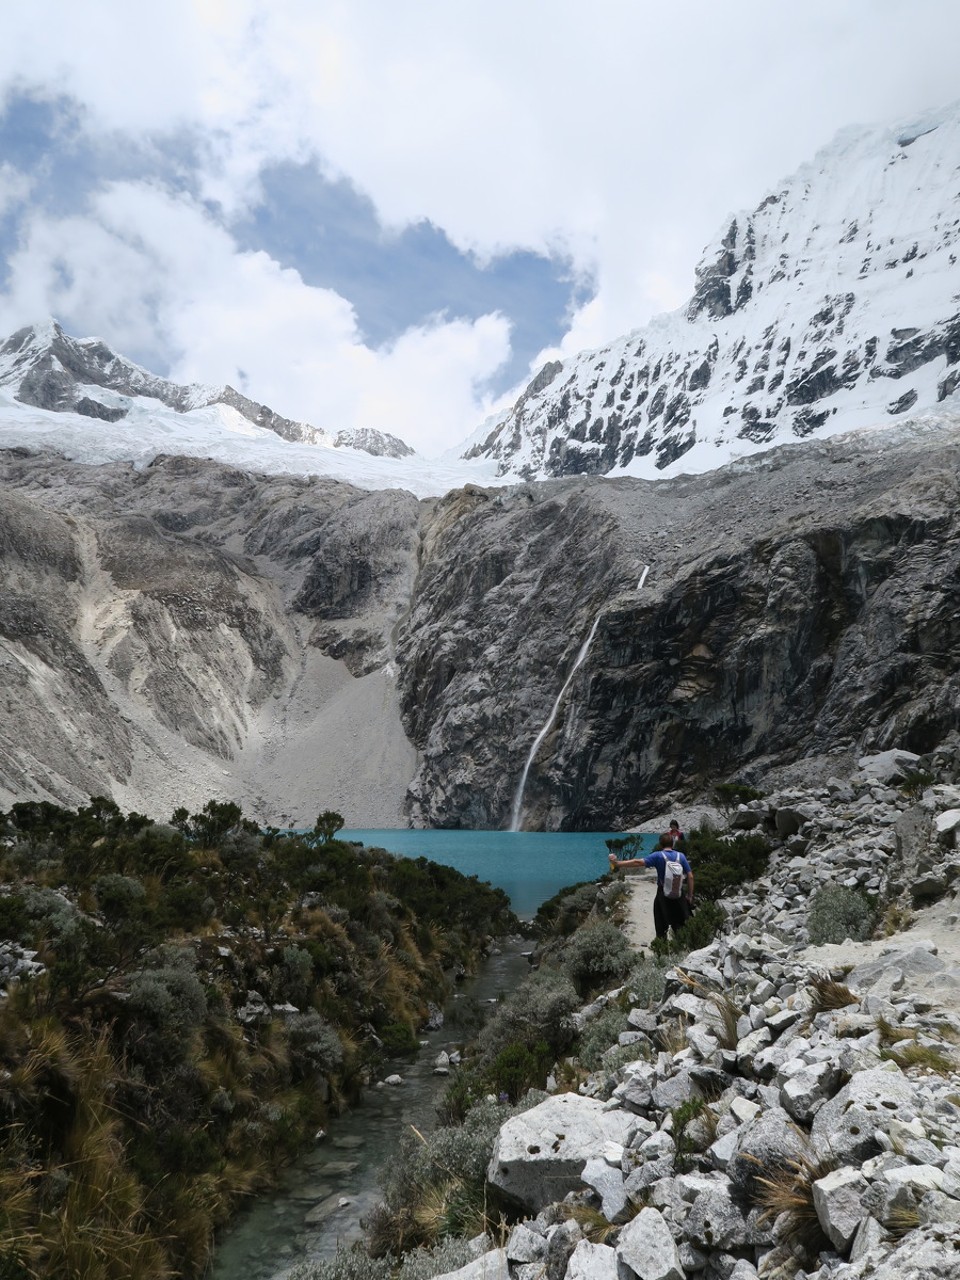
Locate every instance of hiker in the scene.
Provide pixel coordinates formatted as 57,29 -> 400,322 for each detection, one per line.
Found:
608,835 -> 694,939
661,819 -> 685,849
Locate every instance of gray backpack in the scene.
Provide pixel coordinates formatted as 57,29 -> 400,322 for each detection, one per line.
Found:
663,854 -> 685,900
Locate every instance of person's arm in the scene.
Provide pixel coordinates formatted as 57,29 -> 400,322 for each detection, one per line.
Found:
608,852 -> 653,870
686,869 -> 695,904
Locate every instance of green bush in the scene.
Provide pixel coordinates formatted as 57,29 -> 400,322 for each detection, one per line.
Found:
379,1022 -> 420,1057
807,885 -> 876,945
714,782 -> 764,812
684,826 -> 772,903
561,920 -> 633,996
575,1005 -> 631,1070
487,1041 -> 550,1102
0,893 -> 29,943
627,953 -> 672,1008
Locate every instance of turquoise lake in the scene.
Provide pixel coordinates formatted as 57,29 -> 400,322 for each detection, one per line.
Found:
340,828 -> 658,919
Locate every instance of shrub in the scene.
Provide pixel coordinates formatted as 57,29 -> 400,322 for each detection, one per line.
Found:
627,953 -> 671,1008
575,1005 -> 631,1070
291,1243 -> 392,1280
651,899 -> 725,958
714,782 -> 764,812
487,1041 -> 550,1102
683,827 -> 771,903
807,885 -> 876,945
533,880 -> 602,937
286,1011 -> 344,1079
0,893 -> 29,943
473,969 -> 579,1066
379,1022 -> 420,1057
561,920 -> 633,996
371,1095 -> 529,1255
395,1237 -> 484,1280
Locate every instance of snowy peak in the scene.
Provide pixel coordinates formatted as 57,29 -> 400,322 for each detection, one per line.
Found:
0,321 -> 415,459
466,102 -> 960,481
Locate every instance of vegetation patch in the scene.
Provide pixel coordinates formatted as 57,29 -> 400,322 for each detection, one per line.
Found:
0,796 -> 519,1278
807,885 -> 876,945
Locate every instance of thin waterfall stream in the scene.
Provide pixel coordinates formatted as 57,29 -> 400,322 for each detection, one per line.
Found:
509,565 -> 649,831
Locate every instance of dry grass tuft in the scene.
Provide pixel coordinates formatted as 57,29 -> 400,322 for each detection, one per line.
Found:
749,1151 -> 835,1255
808,974 -> 858,1014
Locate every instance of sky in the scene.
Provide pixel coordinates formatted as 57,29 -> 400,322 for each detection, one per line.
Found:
0,1 -> 958,457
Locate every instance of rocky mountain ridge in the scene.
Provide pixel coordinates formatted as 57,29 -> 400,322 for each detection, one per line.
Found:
0,320 -> 415,460
466,102 -> 960,483
2,406 -> 959,828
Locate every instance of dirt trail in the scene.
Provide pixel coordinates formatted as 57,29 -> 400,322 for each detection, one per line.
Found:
619,874 -> 659,950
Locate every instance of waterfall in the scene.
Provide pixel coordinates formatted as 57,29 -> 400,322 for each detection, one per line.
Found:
509,565 -> 650,831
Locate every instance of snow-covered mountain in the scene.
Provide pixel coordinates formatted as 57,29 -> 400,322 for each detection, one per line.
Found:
465,102 -> 960,480
2,101 -> 960,496
0,320 -> 459,492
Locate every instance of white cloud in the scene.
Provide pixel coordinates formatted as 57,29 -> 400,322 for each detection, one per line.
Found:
2,1 -> 960,449
0,180 -> 509,454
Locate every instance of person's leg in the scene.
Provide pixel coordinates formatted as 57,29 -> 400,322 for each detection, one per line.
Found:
653,891 -> 669,938
665,897 -> 688,936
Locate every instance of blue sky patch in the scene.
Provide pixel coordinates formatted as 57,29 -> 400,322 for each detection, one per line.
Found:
232,161 -> 590,393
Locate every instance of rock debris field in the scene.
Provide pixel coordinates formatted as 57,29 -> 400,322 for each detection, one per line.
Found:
426,739 -> 960,1280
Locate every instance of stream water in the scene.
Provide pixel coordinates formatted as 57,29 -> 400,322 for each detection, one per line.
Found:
208,830 -> 656,1277
208,936 -> 534,1280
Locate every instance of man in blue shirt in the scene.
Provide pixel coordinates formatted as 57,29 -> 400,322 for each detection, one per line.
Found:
609,835 -> 694,939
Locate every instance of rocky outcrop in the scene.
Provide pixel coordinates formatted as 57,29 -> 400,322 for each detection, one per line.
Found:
440,749 -> 960,1280
397,417 -> 960,828
0,450 -> 420,825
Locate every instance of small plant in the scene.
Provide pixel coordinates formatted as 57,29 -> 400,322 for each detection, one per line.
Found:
672,1095 -> 718,1167
751,1151 -> 836,1256
654,1016 -> 688,1055
708,991 -> 743,1050
881,899 -> 914,937
808,974 -> 859,1013
885,1204 -> 921,1239
560,1200 -> 636,1240
899,770 -> 935,801
880,1040 -> 954,1075
714,782 -> 764,813
807,885 -> 876,946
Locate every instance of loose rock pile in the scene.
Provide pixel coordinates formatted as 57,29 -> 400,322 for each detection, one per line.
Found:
444,744 -> 960,1280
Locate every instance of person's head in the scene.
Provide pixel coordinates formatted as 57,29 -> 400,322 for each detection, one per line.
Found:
669,820 -> 680,833
657,835 -> 674,850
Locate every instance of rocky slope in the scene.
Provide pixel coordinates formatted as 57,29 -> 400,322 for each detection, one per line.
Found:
428,743 -> 960,1280
2,408 -> 960,828
465,103 -> 960,482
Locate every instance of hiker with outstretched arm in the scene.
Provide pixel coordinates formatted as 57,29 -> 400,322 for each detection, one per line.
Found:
609,835 -> 694,939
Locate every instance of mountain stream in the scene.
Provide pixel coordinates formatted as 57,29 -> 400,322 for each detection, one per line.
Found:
208,936 -> 533,1279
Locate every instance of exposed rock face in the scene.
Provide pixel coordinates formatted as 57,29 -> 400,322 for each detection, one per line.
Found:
2,410 -> 960,828
466,105 -> 960,482
0,450 -> 420,825
334,427 -> 415,459
399,416 -> 960,828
